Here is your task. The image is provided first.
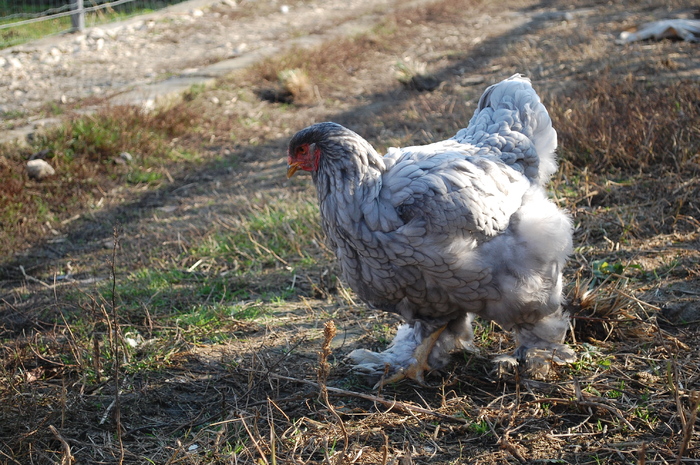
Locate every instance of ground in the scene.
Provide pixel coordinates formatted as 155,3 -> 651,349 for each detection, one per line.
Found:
1,0 -> 700,464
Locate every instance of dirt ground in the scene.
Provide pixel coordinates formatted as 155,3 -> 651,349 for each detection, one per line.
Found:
1,0 -> 700,463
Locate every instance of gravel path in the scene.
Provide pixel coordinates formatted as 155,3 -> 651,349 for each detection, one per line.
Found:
0,0 -> 405,142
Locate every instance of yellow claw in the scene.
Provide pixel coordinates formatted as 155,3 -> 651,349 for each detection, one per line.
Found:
286,163 -> 301,178
375,324 -> 448,389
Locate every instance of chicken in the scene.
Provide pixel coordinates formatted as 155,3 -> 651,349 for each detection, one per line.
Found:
287,74 -> 575,385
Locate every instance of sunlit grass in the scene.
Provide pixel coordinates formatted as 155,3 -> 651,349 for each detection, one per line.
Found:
0,1 -> 185,49
191,198 -> 328,274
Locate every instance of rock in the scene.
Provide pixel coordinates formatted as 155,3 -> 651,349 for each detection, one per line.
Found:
119,151 -> 133,163
6,57 -> 22,69
27,159 -> 55,179
88,27 -> 106,39
461,75 -> 485,86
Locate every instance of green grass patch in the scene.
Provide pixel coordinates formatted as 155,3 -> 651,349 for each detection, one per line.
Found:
0,1 -> 189,49
192,198 -> 327,274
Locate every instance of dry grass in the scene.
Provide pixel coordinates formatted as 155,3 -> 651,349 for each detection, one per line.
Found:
552,75 -> 700,172
0,102 -> 203,260
1,0 -> 700,463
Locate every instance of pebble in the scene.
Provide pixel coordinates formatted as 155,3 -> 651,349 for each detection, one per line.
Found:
26,159 -> 55,179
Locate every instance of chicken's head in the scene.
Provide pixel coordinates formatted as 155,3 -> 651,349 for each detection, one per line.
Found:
286,140 -> 319,178
287,122 -> 349,178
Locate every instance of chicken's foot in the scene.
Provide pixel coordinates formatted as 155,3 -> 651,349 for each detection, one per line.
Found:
375,324 -> 447,389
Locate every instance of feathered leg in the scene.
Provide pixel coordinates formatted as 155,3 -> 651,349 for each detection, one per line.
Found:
495,307 -> 575,378
377,324 -> 447,387
348,316 -> 474,387
513,307 -> 574,362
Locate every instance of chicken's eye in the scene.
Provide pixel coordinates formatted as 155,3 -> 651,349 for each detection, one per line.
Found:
295,145 -> 306,157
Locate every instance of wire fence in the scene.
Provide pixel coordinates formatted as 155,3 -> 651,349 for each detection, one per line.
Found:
0,0 -> 191,49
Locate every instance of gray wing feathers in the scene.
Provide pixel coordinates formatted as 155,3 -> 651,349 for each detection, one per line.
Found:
380,151 -> 529,239
452,74 -> 557,186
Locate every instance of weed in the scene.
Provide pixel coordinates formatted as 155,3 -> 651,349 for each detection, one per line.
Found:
469,420 -> 490,435
126,169 -> 163,185
185,83 -> 208,101
605,381 -> 625,399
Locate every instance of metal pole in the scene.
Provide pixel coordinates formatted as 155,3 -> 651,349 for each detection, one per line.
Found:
71,0 -> 85,32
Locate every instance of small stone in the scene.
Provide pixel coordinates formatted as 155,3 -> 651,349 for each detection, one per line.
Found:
88,27 -> 106,39
119,152 -> 133,163
191,9 -> 204,17
27,159 -> 55,180
7,57 -> 22,69
280,5 -> 290,13
461,75 -> 485,86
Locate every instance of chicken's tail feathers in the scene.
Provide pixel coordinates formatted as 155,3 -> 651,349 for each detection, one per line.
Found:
453,74 -> 558,186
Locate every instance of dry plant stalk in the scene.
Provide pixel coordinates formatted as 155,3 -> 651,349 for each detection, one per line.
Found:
49,425 -> 74,465
109,226 -> 125,465
317,320 -> 337,395
317,321 -> 349,460
92,334 -> 101,384
676,390 -> 700,465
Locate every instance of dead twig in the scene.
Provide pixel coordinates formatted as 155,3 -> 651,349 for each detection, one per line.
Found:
240,414 -> 270,465
262,371 -> 468,424
49,425 -> 74,465
676,391 -> 700,465
525,397 -> 635,431
19,265 -> 52,288
499,430 -> 527,464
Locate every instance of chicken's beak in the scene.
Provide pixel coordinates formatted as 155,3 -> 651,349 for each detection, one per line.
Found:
286,162 -> 301,178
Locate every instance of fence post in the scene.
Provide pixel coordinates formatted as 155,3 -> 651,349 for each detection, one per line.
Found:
71,0 -> 85,32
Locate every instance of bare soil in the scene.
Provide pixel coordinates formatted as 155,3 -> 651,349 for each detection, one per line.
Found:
1,0 -> 700,464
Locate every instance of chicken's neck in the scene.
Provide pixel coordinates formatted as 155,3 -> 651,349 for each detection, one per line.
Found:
312,131 -> 385,236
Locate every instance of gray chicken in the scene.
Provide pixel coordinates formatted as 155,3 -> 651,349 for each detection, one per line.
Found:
287,74 -> 575,385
